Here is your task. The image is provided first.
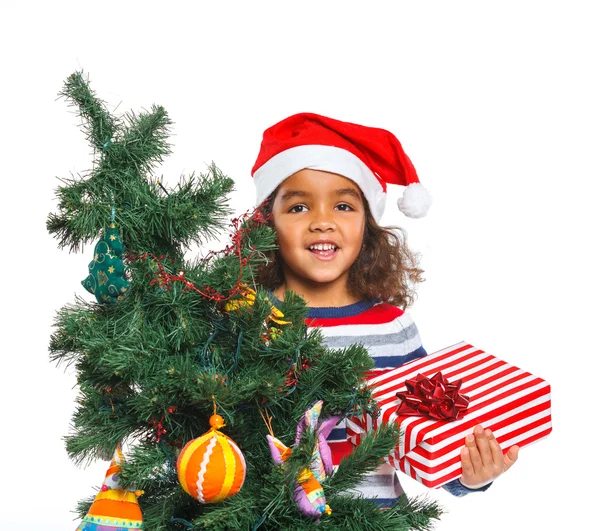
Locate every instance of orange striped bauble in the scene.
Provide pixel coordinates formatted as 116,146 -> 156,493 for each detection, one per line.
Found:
176,415 -> 246,503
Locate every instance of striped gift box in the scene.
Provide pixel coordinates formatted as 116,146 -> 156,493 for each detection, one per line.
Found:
346,341 -> 552,489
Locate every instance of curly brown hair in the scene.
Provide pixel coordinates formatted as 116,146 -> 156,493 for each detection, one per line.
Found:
254,186 -> 425,309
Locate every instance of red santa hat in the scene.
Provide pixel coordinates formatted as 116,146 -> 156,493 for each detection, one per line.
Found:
251,112 -> 432,222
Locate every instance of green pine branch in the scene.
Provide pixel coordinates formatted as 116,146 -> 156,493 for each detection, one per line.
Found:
48,71 -> 234,254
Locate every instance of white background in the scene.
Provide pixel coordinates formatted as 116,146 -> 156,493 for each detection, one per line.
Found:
1,1 -> 598,529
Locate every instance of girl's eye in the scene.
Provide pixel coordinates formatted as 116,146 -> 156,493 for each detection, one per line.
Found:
289,205 -> 308,213
288,203 -> 354,213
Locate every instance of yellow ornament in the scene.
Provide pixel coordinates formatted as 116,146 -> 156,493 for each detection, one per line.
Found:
224,284 -> 291,325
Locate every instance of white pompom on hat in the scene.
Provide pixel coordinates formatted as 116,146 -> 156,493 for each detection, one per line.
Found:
251,112 -> 432,222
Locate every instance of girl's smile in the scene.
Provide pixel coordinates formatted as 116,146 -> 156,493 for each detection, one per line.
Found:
307,239 -> 339,260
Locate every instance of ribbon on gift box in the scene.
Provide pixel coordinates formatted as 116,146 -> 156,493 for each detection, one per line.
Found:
396,371 -> 470,421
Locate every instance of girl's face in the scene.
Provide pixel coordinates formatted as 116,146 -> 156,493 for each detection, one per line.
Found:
271,168 -> 366,298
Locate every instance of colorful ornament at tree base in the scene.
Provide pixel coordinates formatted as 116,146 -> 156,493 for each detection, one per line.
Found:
265,400 -> 340,521
82,222 -> 130,303
176,411 -> 246,503
75,444 -> 144,530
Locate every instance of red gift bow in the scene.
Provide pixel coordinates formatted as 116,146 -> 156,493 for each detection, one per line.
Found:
395,371 -> 470,421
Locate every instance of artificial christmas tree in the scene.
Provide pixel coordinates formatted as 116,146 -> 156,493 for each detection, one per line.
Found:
49,70 -> 442,530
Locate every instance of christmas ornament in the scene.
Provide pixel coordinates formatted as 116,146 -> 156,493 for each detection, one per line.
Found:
395,371 -> 470,421
176,401 -> 246,503
251,112 -> 432,221
82,223 -> 130,303
76,444 -> 144,530
264,401 -> 340,520
225,283 -> 291,325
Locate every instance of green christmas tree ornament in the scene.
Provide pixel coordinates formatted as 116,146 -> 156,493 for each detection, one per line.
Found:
82,222 -> 130,303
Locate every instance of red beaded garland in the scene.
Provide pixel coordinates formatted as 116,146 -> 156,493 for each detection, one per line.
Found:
127,202 -> 271,304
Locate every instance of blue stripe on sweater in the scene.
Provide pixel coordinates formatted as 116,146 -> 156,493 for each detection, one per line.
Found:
328,427 -> 347,441
265,291 -> 381,318
373,345 -> 427,368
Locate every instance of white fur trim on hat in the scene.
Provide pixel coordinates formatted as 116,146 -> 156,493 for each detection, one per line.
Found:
396,182 -> 432,218
253,144 -> 387,222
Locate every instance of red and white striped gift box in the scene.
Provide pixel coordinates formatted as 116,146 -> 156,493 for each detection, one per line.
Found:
346,341 -> 552,489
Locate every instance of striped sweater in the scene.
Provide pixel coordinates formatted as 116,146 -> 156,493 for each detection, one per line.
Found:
267,293 -> 492,503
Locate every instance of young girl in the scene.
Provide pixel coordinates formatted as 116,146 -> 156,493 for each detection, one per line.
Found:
249,112 -> 520,505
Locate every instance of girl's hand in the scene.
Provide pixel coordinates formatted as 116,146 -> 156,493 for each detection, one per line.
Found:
458,424 -> 520,489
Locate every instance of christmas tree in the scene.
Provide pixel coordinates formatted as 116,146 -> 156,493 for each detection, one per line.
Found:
48,71 -> 442,530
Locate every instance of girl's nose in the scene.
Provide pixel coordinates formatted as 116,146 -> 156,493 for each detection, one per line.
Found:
309,209 -> 337,232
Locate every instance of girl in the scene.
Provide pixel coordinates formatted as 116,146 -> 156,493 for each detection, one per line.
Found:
249,112 -> 519,505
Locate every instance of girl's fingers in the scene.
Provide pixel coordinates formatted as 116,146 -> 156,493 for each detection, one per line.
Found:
484,428 -> 504,469
465,431 -> 483,471
503,445 -> 520,472
460,445 -> 474,477
474,426 -> 494,467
